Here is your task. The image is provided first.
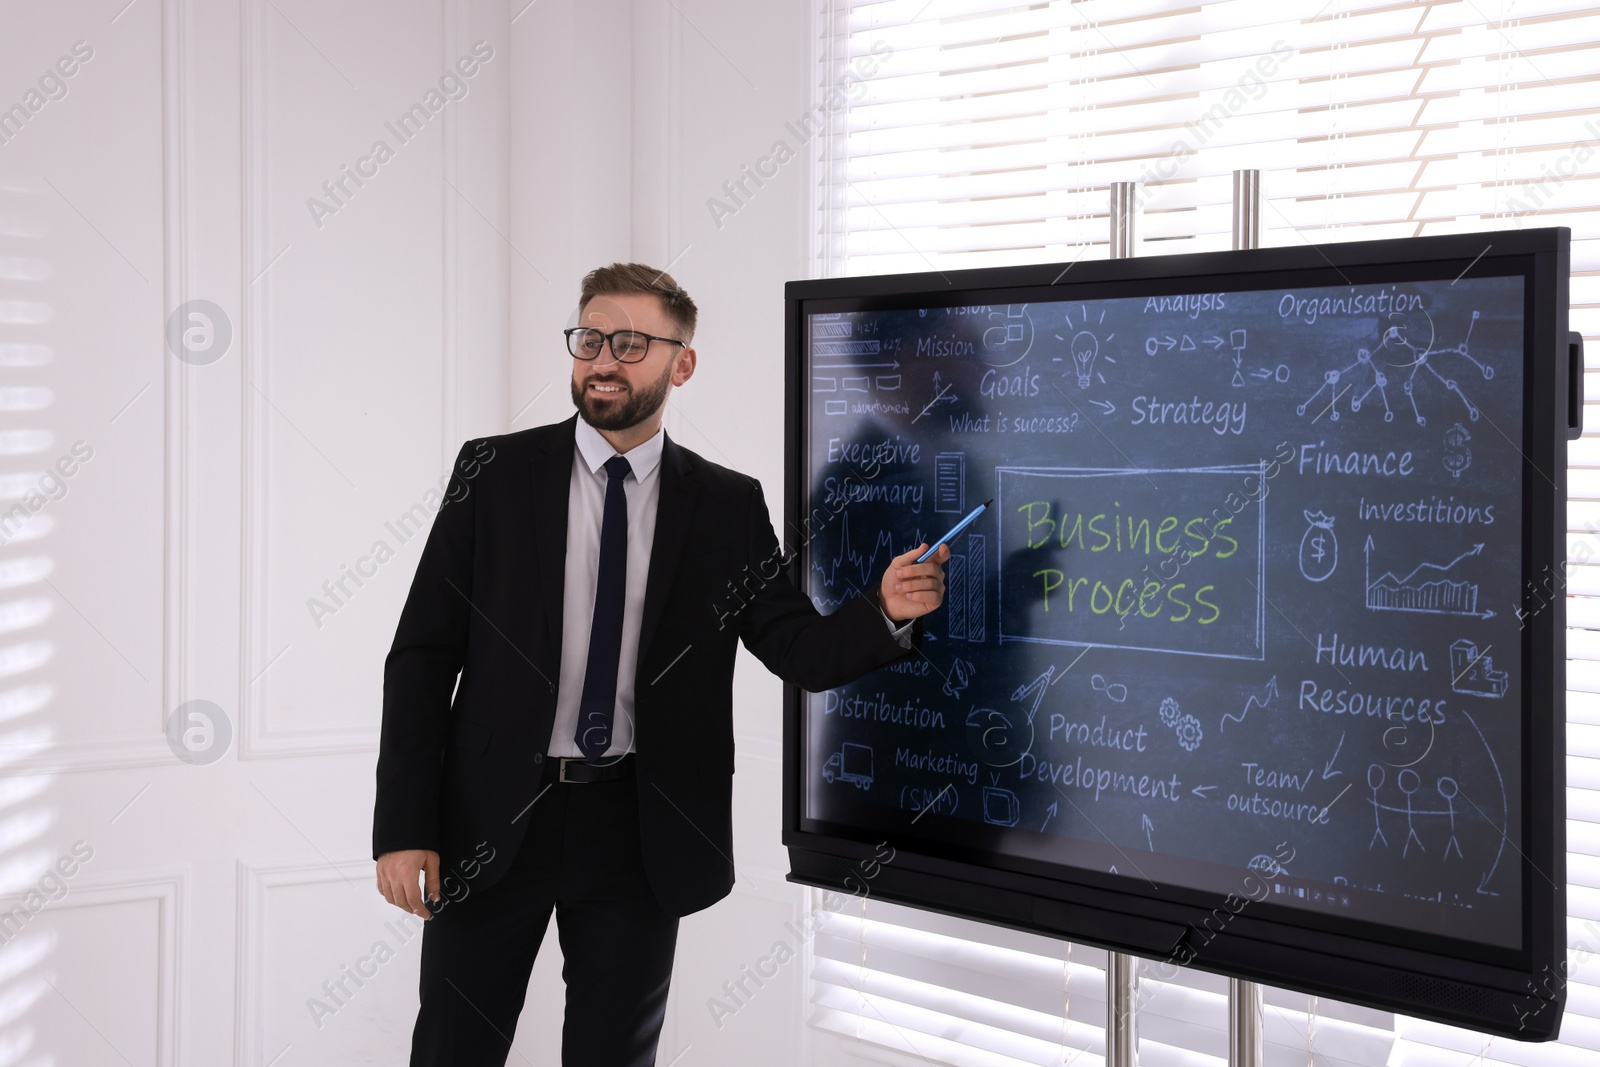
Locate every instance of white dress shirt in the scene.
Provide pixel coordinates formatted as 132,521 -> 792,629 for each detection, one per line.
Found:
547,419 -> 914,759
547,418 -> 664,758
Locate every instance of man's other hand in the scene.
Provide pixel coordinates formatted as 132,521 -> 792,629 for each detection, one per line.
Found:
878,542 -> 951,622
378,849 -> 441,919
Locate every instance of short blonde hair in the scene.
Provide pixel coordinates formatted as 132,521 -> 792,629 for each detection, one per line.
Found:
579,263 -> 698,342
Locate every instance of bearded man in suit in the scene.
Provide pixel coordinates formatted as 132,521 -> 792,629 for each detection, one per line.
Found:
373,263 -> 948,1066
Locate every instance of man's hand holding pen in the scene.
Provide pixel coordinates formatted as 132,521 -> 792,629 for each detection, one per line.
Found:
878,542 -> 951,623
876,497 -> 987,623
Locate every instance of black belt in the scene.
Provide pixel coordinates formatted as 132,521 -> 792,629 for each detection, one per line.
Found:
544,752 -> 636,784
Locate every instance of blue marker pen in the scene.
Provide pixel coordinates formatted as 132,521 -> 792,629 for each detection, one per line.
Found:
917,499 -> 992,562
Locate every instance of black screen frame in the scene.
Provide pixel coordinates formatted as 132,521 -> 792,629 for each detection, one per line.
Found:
781,227 -> 1571,1040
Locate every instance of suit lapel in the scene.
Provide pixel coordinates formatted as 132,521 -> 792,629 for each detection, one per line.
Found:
638,434 -> 699,666
530,417 -> 577,660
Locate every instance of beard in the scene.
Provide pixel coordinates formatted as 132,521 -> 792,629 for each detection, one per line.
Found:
570,358 -> 675,432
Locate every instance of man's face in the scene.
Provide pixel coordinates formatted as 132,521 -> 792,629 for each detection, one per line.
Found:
569,293 -> 692,433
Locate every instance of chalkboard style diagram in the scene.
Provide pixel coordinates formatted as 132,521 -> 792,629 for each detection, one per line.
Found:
1296,306 -> 1493,425
1364,538 -> 1493,617
784,229 -> 1578,1039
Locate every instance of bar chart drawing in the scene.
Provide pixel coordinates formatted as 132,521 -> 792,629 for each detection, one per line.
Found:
948,533 -> 987,642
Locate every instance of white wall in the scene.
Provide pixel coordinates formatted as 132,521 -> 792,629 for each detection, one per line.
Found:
1,0 -> 856,1062
1,1 -> 508,1064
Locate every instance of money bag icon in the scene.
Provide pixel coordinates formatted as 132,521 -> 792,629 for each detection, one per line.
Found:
1299,510 -> 1337,582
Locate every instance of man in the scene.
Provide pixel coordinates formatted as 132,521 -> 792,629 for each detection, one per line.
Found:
373,263 -> 949,1066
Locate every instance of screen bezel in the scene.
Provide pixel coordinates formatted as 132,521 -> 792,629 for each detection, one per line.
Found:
781,227 -> 1570,1040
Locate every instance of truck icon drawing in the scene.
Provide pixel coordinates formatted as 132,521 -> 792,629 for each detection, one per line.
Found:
823,743 -> 874,789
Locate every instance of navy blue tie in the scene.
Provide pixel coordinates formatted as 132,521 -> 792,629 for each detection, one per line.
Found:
576,455 -> 632,760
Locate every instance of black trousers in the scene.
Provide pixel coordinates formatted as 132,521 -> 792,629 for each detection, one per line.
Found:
409,773 -> 680,1067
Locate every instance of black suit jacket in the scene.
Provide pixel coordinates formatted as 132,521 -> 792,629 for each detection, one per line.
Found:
373,416 -> 914,916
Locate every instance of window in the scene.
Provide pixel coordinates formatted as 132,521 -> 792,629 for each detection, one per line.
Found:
810,1 -> 1600,1063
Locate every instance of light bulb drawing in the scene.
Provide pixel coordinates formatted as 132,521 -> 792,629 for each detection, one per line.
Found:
1070,331 -> 1099,389
1053,304 -> 1114,388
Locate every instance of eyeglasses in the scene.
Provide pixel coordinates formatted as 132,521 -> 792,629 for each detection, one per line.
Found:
564,327 -> 686,363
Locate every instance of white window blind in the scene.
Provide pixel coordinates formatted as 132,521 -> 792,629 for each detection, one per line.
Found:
806,891 -> 1395,1066
810,0 -> 1600,1064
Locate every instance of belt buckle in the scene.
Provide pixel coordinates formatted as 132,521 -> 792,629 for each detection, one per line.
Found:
558,757 -> 585,784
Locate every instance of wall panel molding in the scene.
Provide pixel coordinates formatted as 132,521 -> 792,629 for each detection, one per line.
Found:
236,0 -> 477,760
8,0 -> 189,776
233,856 -> 379,1066
0,867 -> 189,1067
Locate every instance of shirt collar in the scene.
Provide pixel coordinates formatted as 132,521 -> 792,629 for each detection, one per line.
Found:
574,416 -> 665,484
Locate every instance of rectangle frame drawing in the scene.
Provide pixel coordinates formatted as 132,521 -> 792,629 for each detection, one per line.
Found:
996,465 -> 1268,661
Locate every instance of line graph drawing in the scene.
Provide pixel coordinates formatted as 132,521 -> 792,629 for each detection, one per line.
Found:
812,510 -> 895,590
1364,537 -> 1494,618
1220,676 -> 1278,732
1297,310 -> 1493,426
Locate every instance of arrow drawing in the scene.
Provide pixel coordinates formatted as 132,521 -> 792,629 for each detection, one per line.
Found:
1203,336 -> 1226,349
1041,800 -> 1058,832
1141,813 -> 1154,851
1089,399 -> 1116,415
1191,784 -> 1217,799
813,359 -> 901,370
1463,709 -> 1508,895
1323,731 -> 1346,779
912,379 -> 955,423
1221,676 -> 1278,731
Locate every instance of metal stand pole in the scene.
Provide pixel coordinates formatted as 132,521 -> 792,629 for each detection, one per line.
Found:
1231,169 -> 1262,252
1109,181 -> 1138,259
1103,179 -> 1142,1067
1230,979 -> 1264,1067
1228,167 -> 1265,1067
1106,952 -> 1139,1067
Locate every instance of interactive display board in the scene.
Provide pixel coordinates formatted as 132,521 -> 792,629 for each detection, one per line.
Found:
783,229 -> 1577,1039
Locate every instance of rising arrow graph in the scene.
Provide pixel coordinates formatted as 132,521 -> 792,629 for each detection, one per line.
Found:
1221,676 -> 1278,732
1364,538 -> 1494,618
